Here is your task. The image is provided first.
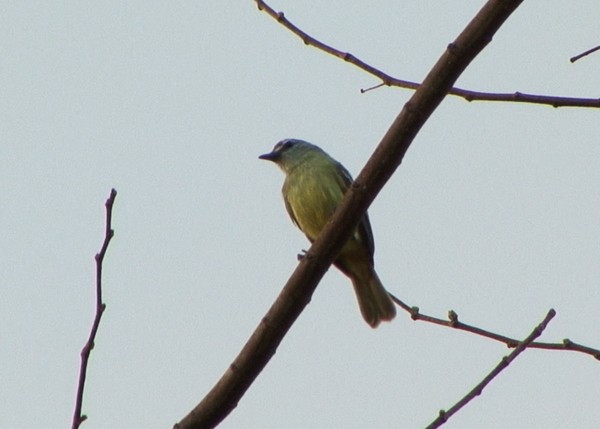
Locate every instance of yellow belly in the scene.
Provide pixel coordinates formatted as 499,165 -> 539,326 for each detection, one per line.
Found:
284,169 -> 344,241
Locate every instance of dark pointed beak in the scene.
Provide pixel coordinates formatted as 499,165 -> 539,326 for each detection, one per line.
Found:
258,151 -> 279,161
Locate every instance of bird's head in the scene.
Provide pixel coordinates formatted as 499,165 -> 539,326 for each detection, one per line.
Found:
259,139 -> 325,173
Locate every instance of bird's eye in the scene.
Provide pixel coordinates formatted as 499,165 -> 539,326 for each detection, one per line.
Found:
272,139 -> 298,154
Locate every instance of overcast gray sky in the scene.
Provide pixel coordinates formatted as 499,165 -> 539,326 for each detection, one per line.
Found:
2,1 -> 600,428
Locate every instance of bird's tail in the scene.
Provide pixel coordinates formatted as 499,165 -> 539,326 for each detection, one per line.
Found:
351,270 -> 396,328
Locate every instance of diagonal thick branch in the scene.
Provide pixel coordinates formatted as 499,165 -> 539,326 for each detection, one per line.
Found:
425,309 -> 556,429
255,0 -> 600,109
174,1 -> 526,428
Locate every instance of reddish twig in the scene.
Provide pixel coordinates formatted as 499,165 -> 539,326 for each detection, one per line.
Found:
425,309 -> 556,428
71,189 -> 117,429
255,0 -> 600,108
390,294 -> 600,360
570,44 -> 600,63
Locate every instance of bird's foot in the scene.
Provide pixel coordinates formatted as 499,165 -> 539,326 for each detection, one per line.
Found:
297,249 -> 308,261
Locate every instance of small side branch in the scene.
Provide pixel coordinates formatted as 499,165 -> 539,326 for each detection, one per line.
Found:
425,309 -> 556,429
255,0 -> 600,108
570,45 -> 600,63
71,189 -> 118,429
390,294 -> 600,360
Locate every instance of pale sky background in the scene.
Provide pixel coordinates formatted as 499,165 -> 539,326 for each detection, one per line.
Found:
2,1 -> 600,428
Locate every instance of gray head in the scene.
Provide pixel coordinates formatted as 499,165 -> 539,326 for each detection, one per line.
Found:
259,139 -> 328,172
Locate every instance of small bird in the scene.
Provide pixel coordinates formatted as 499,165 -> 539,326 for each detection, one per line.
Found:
259,139 -> 396,328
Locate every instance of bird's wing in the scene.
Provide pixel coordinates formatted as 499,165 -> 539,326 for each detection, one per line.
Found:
284,195 -> 300,229
333,161 -> 376,259
282,183 -> 301,230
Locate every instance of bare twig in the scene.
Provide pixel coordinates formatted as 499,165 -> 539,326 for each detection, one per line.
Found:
570,45 -> 600,63
71,189 -> 117,429
175,1 -> 527,428
390,294 -> 600,360
425,309 -> 556,429
255,0 -> 600,108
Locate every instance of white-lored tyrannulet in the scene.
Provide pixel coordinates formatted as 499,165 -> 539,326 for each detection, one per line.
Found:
259,139 -> 396,328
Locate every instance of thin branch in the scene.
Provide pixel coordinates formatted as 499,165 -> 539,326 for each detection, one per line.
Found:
255,0 -> 600,109
175,1 -> 527,428
425,309 -> 556,429
570,45 -> 600,63
390,294 -> 600,360
71,189 -> 117,429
